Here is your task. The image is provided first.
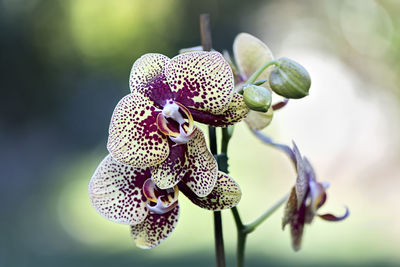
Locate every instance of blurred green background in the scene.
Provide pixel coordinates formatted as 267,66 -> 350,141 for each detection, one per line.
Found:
1,0 -> 400,266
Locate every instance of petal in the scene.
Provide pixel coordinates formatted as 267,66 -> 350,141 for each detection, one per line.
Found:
130,53 -> 174,108
88,155 -> 149,225
292,142 -> 309,209
151,140 -> 189,189
179,45 -> 216,54
304,202 -> 317,224
218,93 -> 249,124
129,53 -> 170,95
251,130 -> 296,163
244,108 -> 273,130
289,204 -> 306,252
181,128 -> 218,197
318,207 -> 349,222
233,33 -> 274,88
282,187 -> 297,229
179,171 -> 241,211
303,157 -> 317,182
309,180 -> 326,212
130,204 -> 180,249
107,93 -> 169,167
166,51 -> 234,115
223,50 -> 245,87
188,93 -> 249,127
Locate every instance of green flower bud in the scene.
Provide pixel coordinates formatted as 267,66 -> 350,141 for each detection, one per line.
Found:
243,85 -> 272,112
269,57 -> 311,99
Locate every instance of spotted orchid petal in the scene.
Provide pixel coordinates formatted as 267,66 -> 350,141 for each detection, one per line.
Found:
151,140 -> 189,189
289,203 -> 306,251
129,53 -> 170,96
244,108 -> 274,130
89,155 -> 149,225
233,33 -> 274,88
179,171 -> 241,211
282,187 -> 297,229
107,93 -> 169,167
283,187 -> 320,251
282,187 -> 307,251
129,53 -> 175,109
181,127 -> 218,197
188,93 -> 249,127
218,93 -> 249,124
166,51 -> 234,115
130,204 -> 180,249
292,142 -> 309,209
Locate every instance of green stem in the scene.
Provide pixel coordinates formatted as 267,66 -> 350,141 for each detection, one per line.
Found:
245,193 -> 289,233
209,126 -> 217,154
231,207 -> 246,267
219,85 -> 286,267
213,210 -> 225,267
231,206 -> 243,229
209,125 -> 225,267
246,60 -> 280,85
231,194 -> 288,267
221,127 -> 231,154
237,232 -> 247,267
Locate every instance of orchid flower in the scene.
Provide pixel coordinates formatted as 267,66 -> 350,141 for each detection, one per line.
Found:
252,131 -> 349,251
89,154 -> 241,248
231,33 -> 276,130
107,51 -> 248,196
282,142 -> 349,251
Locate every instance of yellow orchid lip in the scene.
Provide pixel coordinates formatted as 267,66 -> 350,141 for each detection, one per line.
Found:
156,100 -> 195,144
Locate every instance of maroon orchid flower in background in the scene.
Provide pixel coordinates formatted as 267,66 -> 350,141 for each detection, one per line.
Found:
252,131 -> 349,251
282,143 -> 349,251
89,155 -> 241,248
108,51 -> 248,197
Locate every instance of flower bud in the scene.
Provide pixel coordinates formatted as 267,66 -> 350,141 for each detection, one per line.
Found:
269,57 -> 311,99
243,85 -> 272,112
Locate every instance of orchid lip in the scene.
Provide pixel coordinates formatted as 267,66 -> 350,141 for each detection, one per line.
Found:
147,197 -> 178,214
162,100 -> 186,124
143,178 -> 179,215
156,100 -> 195,144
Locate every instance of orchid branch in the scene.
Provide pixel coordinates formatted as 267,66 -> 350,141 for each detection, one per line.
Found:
245,60 -> 279,85
221,128 -> 288,266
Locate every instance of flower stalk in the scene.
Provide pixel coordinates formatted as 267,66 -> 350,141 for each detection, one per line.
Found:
245,60 -> 280,85
220,124 -> 287,267
244,194 -> 289,233
230,193 -> 288,267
